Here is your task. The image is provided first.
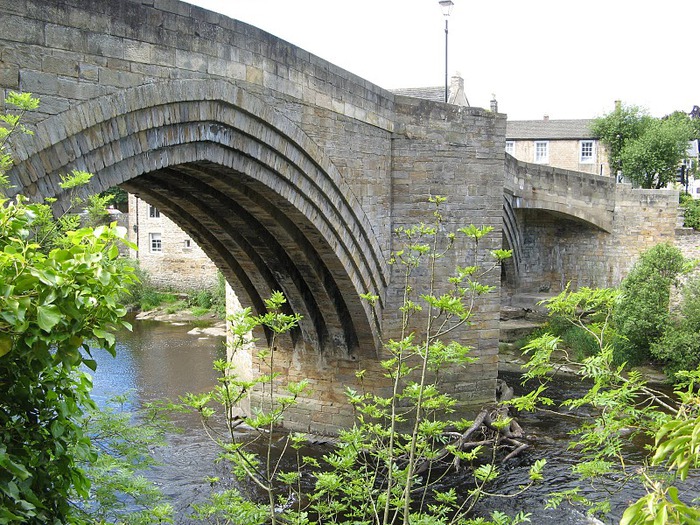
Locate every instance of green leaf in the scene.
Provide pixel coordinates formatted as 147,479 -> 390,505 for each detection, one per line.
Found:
0,333 -> 13,357
36,304 -> 62,331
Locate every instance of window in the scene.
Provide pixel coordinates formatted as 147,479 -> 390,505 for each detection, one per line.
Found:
580,140 -> 594,163
505,141 -> 515,155
149,205 -> 160,218
149,232 -> 162,253
534,141 -> 549,163
184,239 -> 191,249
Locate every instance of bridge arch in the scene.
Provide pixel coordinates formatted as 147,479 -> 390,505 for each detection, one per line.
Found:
6,78 -> 388,357
504,154 -> 615,235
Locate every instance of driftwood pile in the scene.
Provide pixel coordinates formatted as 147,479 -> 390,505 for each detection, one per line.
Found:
416,379 -> 528,475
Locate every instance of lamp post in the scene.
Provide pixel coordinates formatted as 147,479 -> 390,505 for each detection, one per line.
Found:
438,0 -> 454,103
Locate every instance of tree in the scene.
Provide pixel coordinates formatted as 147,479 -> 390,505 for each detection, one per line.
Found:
0,92 -> 156,523
621,114 -> 695,189
591,103 -> 695,188
590,103 -> 652,177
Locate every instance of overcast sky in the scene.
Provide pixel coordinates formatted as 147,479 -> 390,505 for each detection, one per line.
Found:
187,0 -> 698,121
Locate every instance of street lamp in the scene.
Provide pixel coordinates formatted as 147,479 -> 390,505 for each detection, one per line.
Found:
439,0 -> 454,103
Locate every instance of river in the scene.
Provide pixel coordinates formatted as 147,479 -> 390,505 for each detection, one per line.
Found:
91,318 -> 698,524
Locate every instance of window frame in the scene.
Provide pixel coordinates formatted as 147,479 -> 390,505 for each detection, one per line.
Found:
579,140 -> 595,163
505,141 -> 515,155
534,141 -> 549,164
149,232 -> 162,253
149,205 -> 160,218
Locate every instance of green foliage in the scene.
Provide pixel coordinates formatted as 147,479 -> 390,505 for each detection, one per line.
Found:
180,199 -> 534,525
650,329 -> 700,378
650,275 -> 700,376
679,275 -> 700,333
516,286 -> 700,523
590,103 -> 652,176
613,243 -> 689,363
179,292 -> 305,525
76,396 -> 173,524
620,114 -> 695,189
591,103 -> 695,188
619,370 -> 700,524
185,274 -> 227,318
100,186 -> 128,209
84,192 -> 114,227
0,195 -> 136,523
0,92 -> 39,190
139,289 -> 178,312
680,193 -> 700,230
0,91 -> 165,525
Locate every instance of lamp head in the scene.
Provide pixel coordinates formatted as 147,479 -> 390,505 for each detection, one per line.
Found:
439,0 -> 454,16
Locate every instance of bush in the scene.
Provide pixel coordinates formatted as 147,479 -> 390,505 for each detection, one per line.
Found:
650,275 -> 700,378
680,275 -> 700,332
650,329 -> 700,378
613,243 -> 688,362
140,289 -> 177,312
680,193 -> 700,230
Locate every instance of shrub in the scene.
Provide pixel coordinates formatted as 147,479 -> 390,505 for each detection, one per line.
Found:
650,329 -> 700,378
613,243 -> 688,362
680,193 -> 700,230
650,275 -> 700,378
680,275 -> 700,332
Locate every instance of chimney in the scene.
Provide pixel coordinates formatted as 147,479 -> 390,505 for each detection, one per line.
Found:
448,72 -> 470,106
543,115 -> 549,121
490,94 -> 498,113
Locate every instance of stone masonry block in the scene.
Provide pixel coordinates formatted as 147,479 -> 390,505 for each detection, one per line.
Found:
79,63 -> 99,82
0,62 -> 19,88
20,69 -> 59,95
86,33 -> 125,60
45,24 -> 85,52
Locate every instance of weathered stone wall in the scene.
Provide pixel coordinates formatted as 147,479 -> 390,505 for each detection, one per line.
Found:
505,155 -> 616,232
127,194 -> 219,290
675,226 -> 700,280
0,0 -> 397,255
388,97 -> 507,409
514,185 -> 680,294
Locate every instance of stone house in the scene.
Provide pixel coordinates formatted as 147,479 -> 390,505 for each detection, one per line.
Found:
506,117 -> 612,177
127,194 -> 219,290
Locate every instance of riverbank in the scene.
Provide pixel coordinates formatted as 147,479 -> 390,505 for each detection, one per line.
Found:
135,306 -> 227,337
498,341 -> 668,384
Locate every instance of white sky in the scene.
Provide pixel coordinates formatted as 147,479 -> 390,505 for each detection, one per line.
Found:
187,0 -> 698,120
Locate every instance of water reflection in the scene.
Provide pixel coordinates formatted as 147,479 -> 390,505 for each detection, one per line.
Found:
91,317 -> 226,518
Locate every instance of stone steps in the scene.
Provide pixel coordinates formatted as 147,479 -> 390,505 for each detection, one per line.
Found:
499,293 -> 554,343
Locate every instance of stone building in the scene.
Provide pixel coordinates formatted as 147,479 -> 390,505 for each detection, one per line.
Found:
127,194 -> 219,290
506,117 -> 612,177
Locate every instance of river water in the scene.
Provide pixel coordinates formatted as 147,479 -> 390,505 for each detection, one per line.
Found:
91,319 -> 698,524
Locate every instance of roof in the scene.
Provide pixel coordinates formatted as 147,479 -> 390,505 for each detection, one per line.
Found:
390,86 -> 445,103
506,119 -> 596,140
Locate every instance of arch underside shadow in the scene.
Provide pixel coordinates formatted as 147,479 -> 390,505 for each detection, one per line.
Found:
6,80 -> 387,357
510,199 -> 612,233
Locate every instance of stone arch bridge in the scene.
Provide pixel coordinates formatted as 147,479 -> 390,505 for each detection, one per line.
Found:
0,0 -> 680,432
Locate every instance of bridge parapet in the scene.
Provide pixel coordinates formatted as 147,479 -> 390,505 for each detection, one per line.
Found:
505,153 -> 616,232
0,0 -> 396,133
